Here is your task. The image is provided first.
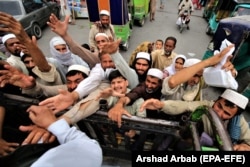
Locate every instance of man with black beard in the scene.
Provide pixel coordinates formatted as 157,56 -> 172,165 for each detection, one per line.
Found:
88,10 -> 116,52
2,34 -> 29,75
2,34 -> 63,86
151,36 -> 178,70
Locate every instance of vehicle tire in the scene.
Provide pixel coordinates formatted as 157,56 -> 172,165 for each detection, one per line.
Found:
139,18 -> 145,27
123,40 -> 129,51
206,25 -> 212,35
31,23 -> 42,39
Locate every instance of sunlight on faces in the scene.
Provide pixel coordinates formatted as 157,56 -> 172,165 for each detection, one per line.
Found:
145,76 -> 161,93
54,44 -> 67,53
66,73 -> 85,92
213,98 -> 238,120
164,39 -> 175,56
100,53 -> 115,70
110,77 -> 128,94
135,59 -> 150,75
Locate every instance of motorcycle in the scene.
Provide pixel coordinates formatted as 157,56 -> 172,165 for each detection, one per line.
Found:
176,10 -> 190,33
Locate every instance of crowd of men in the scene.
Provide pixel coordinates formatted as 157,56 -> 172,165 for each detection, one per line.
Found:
0,3 -> 249,166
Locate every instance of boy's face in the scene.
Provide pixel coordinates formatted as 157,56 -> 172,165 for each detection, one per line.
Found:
155,41 -> 163,50
213,98 -> 238,120
110,77 -> 128,94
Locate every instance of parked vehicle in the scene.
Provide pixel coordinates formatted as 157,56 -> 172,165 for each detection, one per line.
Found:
206,0 -> 250,35
0,0 -> 60,39
86,0 -> 132,51
129,0 -> 150,27
203,15 -> 250,100
202,0 -> 219,21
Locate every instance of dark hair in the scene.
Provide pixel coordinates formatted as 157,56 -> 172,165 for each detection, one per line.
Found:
165,36 -> 177,47
81,43 -> 91,50
217,96 -> 244,115
66,70 -> 88,79
108,70 -> 126,82
156,39 -> 164,45
21,54 -> 31,62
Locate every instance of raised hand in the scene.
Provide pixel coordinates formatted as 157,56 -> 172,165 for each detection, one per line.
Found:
47,13 -> 69,37
39,89 -> 77,113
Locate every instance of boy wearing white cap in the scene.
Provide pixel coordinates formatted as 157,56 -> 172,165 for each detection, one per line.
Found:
140,88 -> 250,151
108,68 -> 164,127
89,9 -> 116,52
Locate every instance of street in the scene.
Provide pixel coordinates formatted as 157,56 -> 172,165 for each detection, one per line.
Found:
37,0 -> 212,62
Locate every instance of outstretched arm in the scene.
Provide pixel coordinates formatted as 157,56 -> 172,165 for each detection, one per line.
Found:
0,12 -> 51,72
168,45 -> 235,88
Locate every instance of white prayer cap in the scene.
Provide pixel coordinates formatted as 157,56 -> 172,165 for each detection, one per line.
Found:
184,58 -> 201,67
99,10 -> 110,16
50,36 -> 66,46
136,52 -> 151,61
67,65 -> 90,76
2,33 -> 16,44
95,33 -> 109,39
221,89 -> 249,110
147,68 -> 163,80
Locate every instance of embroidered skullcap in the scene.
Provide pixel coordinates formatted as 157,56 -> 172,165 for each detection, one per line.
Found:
50,36 -> 66,46
184,58 -> 201,67
67,65 -> 90,76
136,52 -> 151,61
95,33 -> 109,39
147,68 -> 163,80
99,10 -> 110,16
221,89 -> 249,109
2,34 -> 16,44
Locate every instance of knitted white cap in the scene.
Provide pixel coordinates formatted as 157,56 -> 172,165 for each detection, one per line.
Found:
136,52 -> 151,61
50,36 -> 66,46
99,10 -> 110,16
147,68 -> 163,80
2,33 -> 16,44
67,65 -> 90,76
95,33 -> 109,39
184,58 -> 201,67
221,89 -> 249,109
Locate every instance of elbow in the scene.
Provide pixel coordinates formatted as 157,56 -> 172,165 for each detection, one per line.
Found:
168,77 -> 177,89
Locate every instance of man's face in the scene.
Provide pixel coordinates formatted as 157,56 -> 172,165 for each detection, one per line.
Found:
101,53 -> 115,70
135,59 -> 149,75
213,98 -> 238,120
23,56 -> 35,69
95,36 -> 109,50
5,38 -> 21,56
54,44 -> 67,53
100,15 -> 110,28
187,70 -> 203,86
66,73 -> 85,92
110,77 -> 128,94
145,75 -> 161,93
164,39 -> 175,56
